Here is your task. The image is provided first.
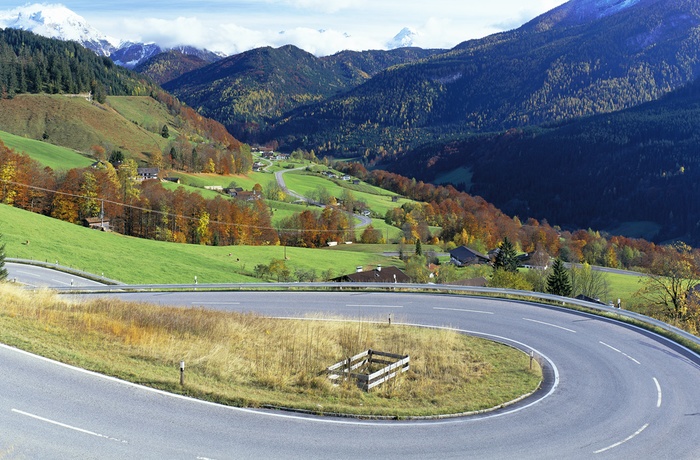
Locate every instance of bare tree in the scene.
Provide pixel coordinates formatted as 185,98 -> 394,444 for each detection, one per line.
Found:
637,243 -> 700,322
570,263 -> 609,301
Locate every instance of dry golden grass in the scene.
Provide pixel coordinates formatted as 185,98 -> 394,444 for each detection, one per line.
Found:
0,283 -> 541,417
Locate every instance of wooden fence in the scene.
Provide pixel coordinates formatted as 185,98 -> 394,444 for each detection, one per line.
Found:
326,349 -> 410,391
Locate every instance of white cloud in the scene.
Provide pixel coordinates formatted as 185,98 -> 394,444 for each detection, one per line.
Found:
82,0 -> 570,56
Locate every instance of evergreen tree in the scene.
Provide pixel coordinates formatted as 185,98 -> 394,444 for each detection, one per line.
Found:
547,258 -> 572,297
161,125 -> 170,139
494,237 -> 518,272
415,238 -> 423,257
0,233 -> 8,281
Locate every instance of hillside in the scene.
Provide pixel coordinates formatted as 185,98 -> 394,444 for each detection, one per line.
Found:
0,95 -> 168,161
0,129 -> 93,170
385,77 -> 700,244
0,204 -> 392,284
162,45 -> 442,141
261,0 -> 700,159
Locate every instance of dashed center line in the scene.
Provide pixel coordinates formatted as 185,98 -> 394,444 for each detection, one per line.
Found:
12,409 -> 127,444
653,377 -> 662,408
523,318 -> 576,333
599,341 -> 641,365
194,302 -> 241,305
433,307 -> 494,315
594,423 -> 649,454
346,304 -> 403,309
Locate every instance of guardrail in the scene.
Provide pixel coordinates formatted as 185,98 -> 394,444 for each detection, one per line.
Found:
34,280 -> 700,351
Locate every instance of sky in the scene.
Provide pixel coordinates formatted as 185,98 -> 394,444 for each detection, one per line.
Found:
3,1 -> 570,56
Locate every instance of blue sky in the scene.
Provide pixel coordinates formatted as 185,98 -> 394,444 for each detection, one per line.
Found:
3,1 -> 570,55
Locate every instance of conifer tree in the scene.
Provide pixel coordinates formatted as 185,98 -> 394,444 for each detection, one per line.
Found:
415,238 -> 423,257
494,237 -> 518,272
547,258 -> 572,297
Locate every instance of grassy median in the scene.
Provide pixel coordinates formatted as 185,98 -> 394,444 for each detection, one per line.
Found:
0,283 -> 542,418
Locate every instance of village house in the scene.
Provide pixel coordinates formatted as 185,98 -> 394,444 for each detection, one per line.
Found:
136,167 -> 159,182
450,246 -> 490,267
332,265 -> 411,283
83,216 -> 110,231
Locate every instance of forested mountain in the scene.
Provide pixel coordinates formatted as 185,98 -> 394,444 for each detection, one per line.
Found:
134,50 -> 216,85
0,28 -> 154,101
263,0 -> 700,159
161,45 -> 442,141
384,77 -> 700,244
0,28 -> 243,163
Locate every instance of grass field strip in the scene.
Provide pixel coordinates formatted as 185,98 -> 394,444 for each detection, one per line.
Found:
11,409 -> 127,444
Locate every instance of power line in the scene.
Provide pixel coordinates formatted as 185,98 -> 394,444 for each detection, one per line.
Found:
0,178 -> 356,234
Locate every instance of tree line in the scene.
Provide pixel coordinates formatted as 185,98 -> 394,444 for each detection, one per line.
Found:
0,142 -> 277,245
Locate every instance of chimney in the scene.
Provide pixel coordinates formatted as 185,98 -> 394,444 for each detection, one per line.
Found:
356,266 -> 363,273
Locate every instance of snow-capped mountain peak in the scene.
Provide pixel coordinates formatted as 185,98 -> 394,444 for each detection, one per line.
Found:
0,3 -> 118,55
388,27 -> 419,50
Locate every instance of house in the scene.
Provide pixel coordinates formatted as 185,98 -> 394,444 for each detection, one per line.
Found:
332,266 -> 411,283
136,167 -> 159,181
83,217 -> 110,231
352,179 -> 361,185
225,187 -> 245,197
450,246 -> 490,266
232,190 -> 261,201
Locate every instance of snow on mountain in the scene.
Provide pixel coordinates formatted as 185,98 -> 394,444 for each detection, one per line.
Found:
0,3 -> 118,56
572,0 -> 643,19
0,4 -> 227,68
388,27 -> 419,49
111,42 -> 163,68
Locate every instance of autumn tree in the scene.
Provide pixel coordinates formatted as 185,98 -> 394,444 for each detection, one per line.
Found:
360,225 -> 383,244
547,258 -> 572,297
570,263 -> 609,301
637,243 -> 700,323
405,254 -> 430,283
489,269 -> 533,291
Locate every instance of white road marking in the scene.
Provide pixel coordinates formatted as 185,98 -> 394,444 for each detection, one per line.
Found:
12,409 -> 127,443
346,304 -> 403,309
193,302 -> 241,305
653,378 -> 662,408
594,423 -> 649,454
434,307 -> 494,315
17,270 -> 41,278
523,318 -> 576,333
599,341 -> 641,365
50,279 -> 72,286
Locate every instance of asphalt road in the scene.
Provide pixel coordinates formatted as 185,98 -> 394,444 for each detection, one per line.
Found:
6,262 -> 107,288
3,286 -> 700,459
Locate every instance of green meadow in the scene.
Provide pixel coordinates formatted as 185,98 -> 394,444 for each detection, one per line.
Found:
0,204 -> 400,284
0,130 -> 94,170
